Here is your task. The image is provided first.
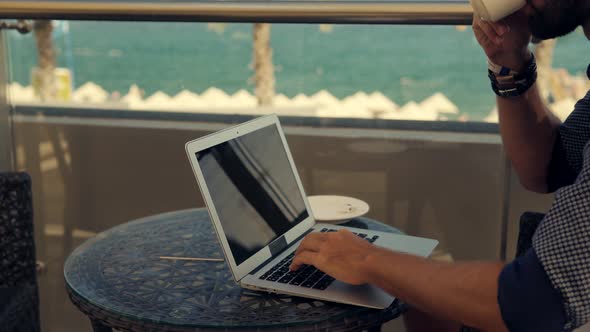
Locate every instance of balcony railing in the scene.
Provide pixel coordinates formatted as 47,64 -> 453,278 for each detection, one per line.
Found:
0,1 -> 473,24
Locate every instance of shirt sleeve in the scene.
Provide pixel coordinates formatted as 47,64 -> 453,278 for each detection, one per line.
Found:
498,248 -> 567,332
533,148 -> 590,330
547,93 -> 590,192
547,131 -> 579,193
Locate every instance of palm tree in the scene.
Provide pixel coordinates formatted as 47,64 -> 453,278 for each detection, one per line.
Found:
252,23 -> 275,106
33,20 -> 57,101
534,39 -> 558,102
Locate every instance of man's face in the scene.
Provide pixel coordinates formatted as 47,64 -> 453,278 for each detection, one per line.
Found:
528,0 -> 588,39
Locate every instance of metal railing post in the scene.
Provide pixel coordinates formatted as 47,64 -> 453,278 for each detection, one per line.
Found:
0,30 -> 15,171
499,151 -> 512,261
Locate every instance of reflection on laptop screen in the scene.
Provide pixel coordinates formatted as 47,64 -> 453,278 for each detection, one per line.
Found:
196,124 -> 309,265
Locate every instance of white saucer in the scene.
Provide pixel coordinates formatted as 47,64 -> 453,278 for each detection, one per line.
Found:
308,195 -> 370,224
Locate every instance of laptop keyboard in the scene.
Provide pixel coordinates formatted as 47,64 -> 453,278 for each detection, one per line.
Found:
258,228 -> 380,290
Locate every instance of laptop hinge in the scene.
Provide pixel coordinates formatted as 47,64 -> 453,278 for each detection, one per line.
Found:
269,235 -> 287,256
248,227 -> 315,276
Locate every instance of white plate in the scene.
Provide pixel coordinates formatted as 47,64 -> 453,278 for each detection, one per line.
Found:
308,195 -> 370,224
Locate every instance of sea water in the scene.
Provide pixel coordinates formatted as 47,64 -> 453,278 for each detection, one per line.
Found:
6,22 -> 590,120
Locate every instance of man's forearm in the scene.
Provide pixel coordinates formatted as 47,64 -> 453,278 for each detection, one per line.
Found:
497,83 -> 561,193
365,248 -> 507,332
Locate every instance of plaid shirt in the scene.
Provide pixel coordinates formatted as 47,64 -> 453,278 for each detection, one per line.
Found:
532,87 -> 590,331
492,79 -> 590,332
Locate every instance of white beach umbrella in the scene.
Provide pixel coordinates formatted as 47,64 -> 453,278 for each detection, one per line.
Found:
310,90 -> 340,108
275,105 -> 316,116
291,93 -> 314,107
317,105 -> 372,118
571,77 -> 588,100
399,101 -> 422,113
380,101 -> 438,121
231,89 -> 257,108
201,87 -> 231,107
419,92 -> 459,114
484,107 -> 499,123
401,101 -> 439,120
350,91 -> 370,101
316,91 -> 371,118
367,92 -> 398,111
275,94 -> 318,116
9,83 -> 36,102
121,84 -> 145,109
171,90 -> 206,110
144,91 -> 173,108
341,91 -> 370,112
273,94 -> 292,107
378,102 -> 418,120
551,98 -> 576,121
73,82 -> 108,103
342,91 -> 370,105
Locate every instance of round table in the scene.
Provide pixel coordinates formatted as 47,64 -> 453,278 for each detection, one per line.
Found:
65,208 -> 406,332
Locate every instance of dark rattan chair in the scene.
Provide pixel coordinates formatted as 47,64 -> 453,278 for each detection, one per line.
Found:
460,211 -> 546,332
0,172 -> 41,332
515,211 -> 545,258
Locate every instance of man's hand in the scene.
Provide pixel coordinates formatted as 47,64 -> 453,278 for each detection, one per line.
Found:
290,230 -> 509,331
289,229 -> 377,285
472,11 -> 532,71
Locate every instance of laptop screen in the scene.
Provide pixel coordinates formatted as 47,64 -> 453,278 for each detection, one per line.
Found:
196,123 -> 309,265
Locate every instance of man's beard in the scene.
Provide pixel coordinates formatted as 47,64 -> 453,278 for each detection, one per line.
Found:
529,0 -> 586,40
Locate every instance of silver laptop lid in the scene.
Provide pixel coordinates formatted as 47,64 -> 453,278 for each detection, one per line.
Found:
185,115 -> 315,282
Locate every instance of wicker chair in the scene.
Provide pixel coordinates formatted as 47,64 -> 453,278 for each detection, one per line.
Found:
515,211 -> 545,258
459,212 -> 546,332
0,172 -> 41,332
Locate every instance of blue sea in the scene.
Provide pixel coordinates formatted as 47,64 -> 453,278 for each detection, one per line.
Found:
6,21 -> 590,120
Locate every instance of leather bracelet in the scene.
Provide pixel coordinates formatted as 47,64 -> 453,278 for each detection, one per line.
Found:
488,53 -> 537,98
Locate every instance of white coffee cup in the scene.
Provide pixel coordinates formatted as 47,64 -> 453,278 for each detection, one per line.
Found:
470,0 -> 526,22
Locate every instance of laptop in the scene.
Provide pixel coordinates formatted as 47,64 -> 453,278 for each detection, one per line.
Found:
185,114 -> 438,309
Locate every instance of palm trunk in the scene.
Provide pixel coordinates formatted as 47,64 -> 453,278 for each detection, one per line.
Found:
534,39 -> 557,102
252,23 -> 275,106
33,20 -> 56,101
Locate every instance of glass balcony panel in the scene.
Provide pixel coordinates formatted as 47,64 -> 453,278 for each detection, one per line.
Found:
9,22 -> 499,121
5,19 -> 586,331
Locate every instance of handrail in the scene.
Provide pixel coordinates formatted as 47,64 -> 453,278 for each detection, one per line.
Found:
0,1 -> 473,24
13,104 -> 500,135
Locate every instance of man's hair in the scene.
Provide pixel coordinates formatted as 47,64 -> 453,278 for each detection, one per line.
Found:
529,0 -> 588,40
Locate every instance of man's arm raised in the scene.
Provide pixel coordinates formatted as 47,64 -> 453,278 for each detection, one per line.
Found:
473,12 -> 561,193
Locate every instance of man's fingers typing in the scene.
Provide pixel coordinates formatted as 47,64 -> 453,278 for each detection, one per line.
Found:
295,232 -> 326,255
290,251 -> 319,271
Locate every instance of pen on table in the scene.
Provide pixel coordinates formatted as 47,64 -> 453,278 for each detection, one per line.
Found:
159,256 -> 224,262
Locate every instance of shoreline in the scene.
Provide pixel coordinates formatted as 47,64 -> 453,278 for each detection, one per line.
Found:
9,81 -> 469,122
10,67 -> 587,123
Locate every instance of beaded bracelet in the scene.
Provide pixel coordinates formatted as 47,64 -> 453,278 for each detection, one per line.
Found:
488,53 -> 537,98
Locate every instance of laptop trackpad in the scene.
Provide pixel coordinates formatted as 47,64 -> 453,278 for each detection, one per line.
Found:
326,281 -> 395,309
245,273 -> 396,309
